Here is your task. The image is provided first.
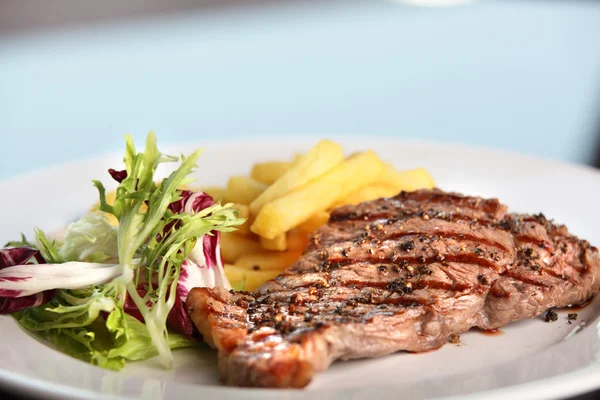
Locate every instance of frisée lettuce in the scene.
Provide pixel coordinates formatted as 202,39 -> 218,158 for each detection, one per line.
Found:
0,132 -> 245,370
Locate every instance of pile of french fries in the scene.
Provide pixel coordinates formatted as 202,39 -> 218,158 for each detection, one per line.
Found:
192,140 -> 435,291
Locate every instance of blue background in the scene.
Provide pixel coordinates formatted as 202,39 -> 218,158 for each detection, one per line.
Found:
1,0 -> 600,179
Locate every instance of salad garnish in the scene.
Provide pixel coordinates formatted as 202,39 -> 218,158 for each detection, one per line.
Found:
0,132 -> 244,370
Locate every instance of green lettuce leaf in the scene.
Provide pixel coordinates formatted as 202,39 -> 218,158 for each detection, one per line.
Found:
106,308 -> 193,362
15,289 -> 115,330
4,233 -> 35,248
58,212 -> 118,263
34,228 -> 64,264
15,302 -> 194,371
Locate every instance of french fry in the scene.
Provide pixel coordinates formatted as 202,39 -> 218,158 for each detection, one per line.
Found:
334,184 -> 399,207
287,229 -> 309,250
230,203 -> 251,236
297,211 -> 330,233
251,151 -> 385,239
260,234 -> 287,251
249,140 -> 344,216
250,161 -> 294,185
220,232 -> 262,263
235,249 -> 303,271
224,264 -> 280,291
375,164 -> 435,192
225,176 -> 268,205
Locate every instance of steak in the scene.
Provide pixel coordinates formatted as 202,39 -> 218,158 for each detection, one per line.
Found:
187,189 -> 600,388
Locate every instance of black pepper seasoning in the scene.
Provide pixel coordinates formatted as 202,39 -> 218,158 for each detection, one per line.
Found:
544,309 -> 558,322
524,248 -> 536,258
419,265 -> 432,275
477,274 -> 490,285
401,240 -> 415,252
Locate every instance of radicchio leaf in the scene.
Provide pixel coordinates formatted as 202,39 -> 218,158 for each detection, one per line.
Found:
169,191 -> 220,337
0,247 -> 55,314
165,190 -> 228,337
108,168 -> 127,183
170,191 -> 230,336
168,190 -> 214,215
167,294 -> 194,337
121,189 -> 233,337
123,283 -> 194,337
0,247 -> 40,267
122,286 -> 148,323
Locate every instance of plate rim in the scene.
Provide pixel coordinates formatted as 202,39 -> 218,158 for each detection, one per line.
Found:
2,134 -> 600,186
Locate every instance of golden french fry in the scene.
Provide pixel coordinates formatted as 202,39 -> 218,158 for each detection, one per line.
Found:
249,140 -> 344,216
220,232 -> 262,263
260,234 -> 287,251
375,164 -> 435,192
224,264 -> 280,292
250,161 -> 294,185
297,211 -> 330,233
287,229 -> 309,250
235,249 -> 303,271
334,184 -> 399,207
251,151 -> 384,239
225,176 -> 268,205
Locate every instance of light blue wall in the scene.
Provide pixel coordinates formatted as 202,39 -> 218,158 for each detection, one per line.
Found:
1,0 -> 599,179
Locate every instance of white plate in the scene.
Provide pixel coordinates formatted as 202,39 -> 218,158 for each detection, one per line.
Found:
0,136 -> 599,400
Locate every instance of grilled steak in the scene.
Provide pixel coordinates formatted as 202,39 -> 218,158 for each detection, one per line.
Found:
187,189 -> 600,388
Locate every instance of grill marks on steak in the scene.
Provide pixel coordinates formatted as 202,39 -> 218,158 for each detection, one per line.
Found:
187,189 -> 600,388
